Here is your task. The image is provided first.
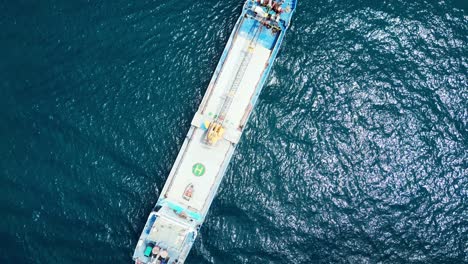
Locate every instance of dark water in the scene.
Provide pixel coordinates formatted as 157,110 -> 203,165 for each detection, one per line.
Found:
1,0 -> 467,263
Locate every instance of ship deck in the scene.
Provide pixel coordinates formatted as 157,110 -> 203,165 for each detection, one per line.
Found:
161,16 -> 275,216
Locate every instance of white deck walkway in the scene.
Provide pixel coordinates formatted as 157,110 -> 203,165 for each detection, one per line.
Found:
162,34 -> 271,214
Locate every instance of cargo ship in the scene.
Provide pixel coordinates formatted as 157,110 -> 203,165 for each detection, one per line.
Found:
133,1 -> 296,263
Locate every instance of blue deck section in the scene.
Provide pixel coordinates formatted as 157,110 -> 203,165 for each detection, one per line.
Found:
158,199 -> 202,221
238,17 -> 259,39
280,0 -> 297,27
239,17 -> 279,50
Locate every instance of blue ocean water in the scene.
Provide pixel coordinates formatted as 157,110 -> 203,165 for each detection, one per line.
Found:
0,0 -> 467,263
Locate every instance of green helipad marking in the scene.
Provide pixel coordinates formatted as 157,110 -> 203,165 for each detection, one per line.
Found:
192,163 -> 206,177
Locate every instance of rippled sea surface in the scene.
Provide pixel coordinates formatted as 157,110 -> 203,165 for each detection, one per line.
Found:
1,0 -> 467,263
